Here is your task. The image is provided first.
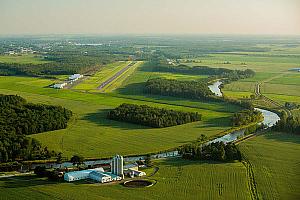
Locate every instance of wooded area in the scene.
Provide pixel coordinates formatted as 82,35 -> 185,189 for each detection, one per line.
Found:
151,63 -> 255,81
145,78 -> 213,99
274,113 -> 300,134
0,94 -> 72,162
107,103 -> 201,128
231,109 -> 263,126
179,142 -> 242,161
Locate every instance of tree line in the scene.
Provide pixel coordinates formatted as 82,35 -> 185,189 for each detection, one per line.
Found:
0,94 -> 72,163
231,109 -> 263,126
273,113 -> 300,134
145,78 -> 213,100
179,142 -> 242,162
150,63 -> 255,81
107,103 -> 201,128
0,48 -> 126,77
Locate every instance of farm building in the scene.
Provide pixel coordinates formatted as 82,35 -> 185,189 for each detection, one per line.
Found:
124,163 -> 146,178
124,169 -> 146,178
89,171 -> 112,183
111,155 -> 124,177
289,68 -> 300,72
52,83 -> 67,89
64,155 -> 135,183
64,167 -> 104,182
69,74 -> 83,81
124,163 -> 139,171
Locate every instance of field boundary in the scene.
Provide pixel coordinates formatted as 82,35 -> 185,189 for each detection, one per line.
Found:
242,158 -> 259,200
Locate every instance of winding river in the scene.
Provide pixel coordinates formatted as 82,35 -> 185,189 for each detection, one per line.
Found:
206,81 -> 280,144
28,81 -> 280,169
208,81 -> 223,97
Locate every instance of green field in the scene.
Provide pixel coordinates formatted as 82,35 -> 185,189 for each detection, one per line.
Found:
1,38 -> 300,199
0,159 -> 251,200
0,76 -> 239,158
0,54 -> 49,64
180,49 -> 300,106
239,132 -> 300,199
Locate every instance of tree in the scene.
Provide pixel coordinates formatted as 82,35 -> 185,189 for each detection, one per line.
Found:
56,152 -> 63,168
145,154 -> 153,167
70,155 -> 84,168
197,134 -> 207,142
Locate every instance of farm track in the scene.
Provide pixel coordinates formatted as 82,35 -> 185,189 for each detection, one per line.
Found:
97,62 -> 136,91
242,158 -> 259,200
255,82 -> 292,117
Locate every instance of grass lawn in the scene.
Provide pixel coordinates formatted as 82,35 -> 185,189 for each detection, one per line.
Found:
0,159 -> 251,200
0,54 -> 49,64
239,132 -> 300,200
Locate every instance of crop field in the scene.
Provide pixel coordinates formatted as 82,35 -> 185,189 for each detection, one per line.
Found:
239,132 -> 300,200
0,76 -> 239,158
262,83 -> 300,97
0,159 -> 251,200
268,73 -> 300,85
0,54 -> 49,64
179,46 -> 300,106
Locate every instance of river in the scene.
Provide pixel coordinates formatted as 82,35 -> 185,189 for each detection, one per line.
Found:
208,81 -> 223,97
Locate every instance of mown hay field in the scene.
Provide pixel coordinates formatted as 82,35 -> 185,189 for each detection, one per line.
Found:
239,132 -> 300,200
0,159 -> 251,200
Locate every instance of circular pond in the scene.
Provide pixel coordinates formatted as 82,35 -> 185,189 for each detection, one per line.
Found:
123,179 -> 154,188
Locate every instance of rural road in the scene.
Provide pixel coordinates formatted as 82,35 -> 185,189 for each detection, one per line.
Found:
97,62 -> 136,90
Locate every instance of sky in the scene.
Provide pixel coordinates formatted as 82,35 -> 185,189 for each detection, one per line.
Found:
0,0 -> 300,35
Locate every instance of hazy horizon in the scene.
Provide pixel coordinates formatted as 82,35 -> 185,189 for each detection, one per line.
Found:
1,0 -> 300,36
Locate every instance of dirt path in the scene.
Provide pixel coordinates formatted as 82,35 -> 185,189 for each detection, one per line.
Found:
148,167 -> 159,177
254,72 -> 292,117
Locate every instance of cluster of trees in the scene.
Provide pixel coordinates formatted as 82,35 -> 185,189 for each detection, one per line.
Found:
151,64 -> 255,81
0,94 -> 72,163
34,166 -> 64,181
244,124 -> 264,135
273,114 -> 300,134
284,102 -> 299,110
231,109 -> 263,126
0,62 -> 97,77
145,78 -> 213,100
107,103 -> 201,128
179,142 -> 242,161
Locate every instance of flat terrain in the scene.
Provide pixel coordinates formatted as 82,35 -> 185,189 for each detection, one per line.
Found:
239,132 -> 300,200
181,45 -> 300,105
0,159 -> 250,200
0,54 -> 49,64
0,76 -> 239,158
